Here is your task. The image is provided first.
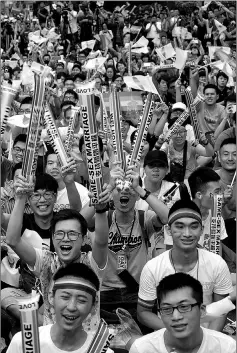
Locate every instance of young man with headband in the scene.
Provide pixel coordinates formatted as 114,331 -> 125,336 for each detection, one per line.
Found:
130,273 -> 235,353
6,263 -> 113,353
137,200 -> 233,332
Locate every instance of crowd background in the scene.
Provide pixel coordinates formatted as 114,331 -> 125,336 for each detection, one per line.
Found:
0,0 -> 236,352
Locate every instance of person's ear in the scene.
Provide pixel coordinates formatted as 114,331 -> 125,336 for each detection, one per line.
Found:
200,304 -> 206,319
196,191 -> 202,200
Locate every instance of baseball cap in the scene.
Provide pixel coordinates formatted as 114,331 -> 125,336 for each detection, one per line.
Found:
144,150 -> 168,168
171,102 -> 186,112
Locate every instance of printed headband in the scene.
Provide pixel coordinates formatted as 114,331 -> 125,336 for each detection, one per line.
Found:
53,277 -> 97,297
168,208 -> 202,226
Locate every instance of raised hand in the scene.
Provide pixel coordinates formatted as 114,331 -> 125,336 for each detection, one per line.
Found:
61,157 -> 77,184
14,173 -> 34,197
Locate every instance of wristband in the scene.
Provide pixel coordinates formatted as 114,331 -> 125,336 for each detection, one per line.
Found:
140,189 -> 151,201
95,204 -> 109,213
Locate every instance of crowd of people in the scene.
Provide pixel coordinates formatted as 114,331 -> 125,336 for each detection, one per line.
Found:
1,1 -> 236,352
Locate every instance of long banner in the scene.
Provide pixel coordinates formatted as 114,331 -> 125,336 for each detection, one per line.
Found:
209,194 -> 222,255
78,81 -> 104,205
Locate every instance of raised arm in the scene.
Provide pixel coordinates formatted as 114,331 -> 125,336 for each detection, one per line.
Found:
61,157 -> 82,212
6,175 -> 36,268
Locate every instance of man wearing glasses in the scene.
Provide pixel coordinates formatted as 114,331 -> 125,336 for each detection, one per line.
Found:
137,200 -> 233,333
131,273 -> 235,353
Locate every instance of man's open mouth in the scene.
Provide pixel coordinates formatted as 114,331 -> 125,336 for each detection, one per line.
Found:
37,205 -> 49,211
60,245 -> 73,254
120,196 -> 129,206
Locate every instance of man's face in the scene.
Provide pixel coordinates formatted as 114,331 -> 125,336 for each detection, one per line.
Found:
217,75 -> 227,88
106,68 -> 114,79
191,46 -> 198,55
52,219 -> 83,263
158,79 -> 168,92
199,181 -> 221,210
170,217 -> 203,251
19,103 -> 32,115
161,36 -> 167,46
168,82 -> 176,99
219,144 -> 236,171
44,55 -> 50,64
54,286 -> 93,332
172,127 -> 187,146
95,78 -> 101,91
65,80 -> 75,90
12,141 -> 26,164
56,65 -> 64,73
159,287 -> 204,340
117,63 -> 125,74
64,92 -> 76,103
46,153 -> 62,181
29,188 -> 56,217
72,67 -> 80,76
112,188 -> 138,213
145,163 -> 167,184
114,76 -> 123,89
204,88 -> 218,106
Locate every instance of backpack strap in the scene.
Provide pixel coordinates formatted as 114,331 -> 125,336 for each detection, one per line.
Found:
108,209 -> 114,229
138,210 -> 151,248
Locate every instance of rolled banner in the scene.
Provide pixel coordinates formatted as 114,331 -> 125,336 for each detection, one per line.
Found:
164,91 -> 204,143
184,87 -> 202,140
43,103 -> 68,167
64,106 -> 80,154
87,319 -> 114,353
161,182 -> 180,203
1,85 -> 19,134
100,95 -> 107,141
18,293 -> 41,353
21,71 -> 46,181
79,91 -> 104,205
99,92 -> 112,142
124,93 -> 155,191
209,194 -> 222,255
128,42 -> 132,76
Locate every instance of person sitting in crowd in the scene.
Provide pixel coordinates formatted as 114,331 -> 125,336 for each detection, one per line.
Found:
130,273 -> 235,353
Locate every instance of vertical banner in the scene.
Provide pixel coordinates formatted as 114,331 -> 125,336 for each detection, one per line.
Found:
209,194 -> 223,255
78,81 -> 104,205
128,42 -> 132,76
64,106 -> 80,154
18,294 -> 41,353
109,85 -> 126,190
22,63 -> 51,181
184,87 -> 202,140
124,93 -> 154,190
1,85 -> 18,134
87,319 -> 114,353
43,103 -> 68,167
164,91 -> 204,143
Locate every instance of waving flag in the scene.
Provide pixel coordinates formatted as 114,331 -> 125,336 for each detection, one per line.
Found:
208,46 -> 230,60
83,56 -> 107,70
214,19 -> 227,34
81,40 -> 96,51
173,48 -> 188,70
156,43 -> 176,61
123,75 -> 157,94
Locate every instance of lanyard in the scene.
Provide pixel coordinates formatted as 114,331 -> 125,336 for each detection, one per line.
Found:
114,211 -> 136,252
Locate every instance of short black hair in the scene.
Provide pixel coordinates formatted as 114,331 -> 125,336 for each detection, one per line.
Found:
60,100 -> 76,110
20,97 -> 32,107
220,137 -> 236,150
157,273 -> 203,308
56,72 -> 66,80
157,74 -> 169,84
73,72 -> 86,82
51,209 -> 88,237
65,75 -> 74,82
53,262 -> 100,302
13,134 -> 27,147
34,173 -> 58,193
44,145 -> 56,166
203,84 -> 219,95
64,89 -> 78,100
188,167 -> 220,199
216,70 -> 228,82
12,162 -> 22,179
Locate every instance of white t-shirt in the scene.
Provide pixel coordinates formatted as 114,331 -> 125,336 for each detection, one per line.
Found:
129,327 -> 236,353
146,23 -> 161,39
7,324 -> 114,353
54,182 -> 89,212
138,249 -> 233,307
164,209 -> 228,247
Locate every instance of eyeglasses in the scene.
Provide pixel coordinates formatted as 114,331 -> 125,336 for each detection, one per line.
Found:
13,147 -> 25,154
53,231 -> 82,241
174,130 -> 186,136
19,108 -> 31,114
158,302 -> 200,316
30,191 -> 55,202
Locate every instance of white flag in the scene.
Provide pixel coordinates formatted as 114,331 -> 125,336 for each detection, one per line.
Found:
173,48 -> 188,70
81,40 -> 96,51
132,36 -> 149,49
214,19 -> 227,34
208,46 -> 230,60
84,56 -> 107,70
201,1 -> 212,11
131,46 -> 149,54
123,75 -> 157,94
156,43 -> 176,60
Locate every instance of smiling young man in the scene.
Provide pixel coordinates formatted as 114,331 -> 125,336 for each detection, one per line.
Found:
137,200 -> 233,332
130,273 -> 235,353
6,263 -> 113,353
